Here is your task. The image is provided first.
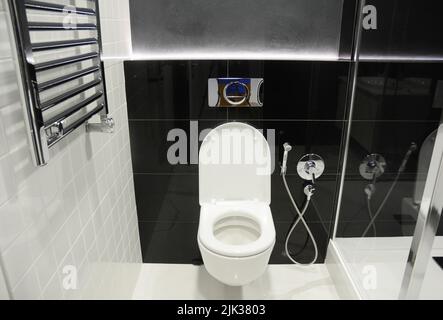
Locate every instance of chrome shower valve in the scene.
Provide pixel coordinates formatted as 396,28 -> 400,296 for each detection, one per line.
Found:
297,154 -> 325,184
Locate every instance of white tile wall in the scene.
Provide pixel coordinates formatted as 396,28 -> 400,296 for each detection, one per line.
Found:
99,0 -> 132,58
0,0 -> 141,300
0,260 -> 9,299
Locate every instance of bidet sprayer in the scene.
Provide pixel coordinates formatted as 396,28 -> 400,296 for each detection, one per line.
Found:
399,142 -> 418,173
281,143 -> 293,175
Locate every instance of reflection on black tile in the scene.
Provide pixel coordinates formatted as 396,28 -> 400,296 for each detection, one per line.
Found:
125,61 -> 350,121
124,61 -> 190,119
135,174 -> 200,223
139,222 -> 201,264
129,120 -> 190,174
129,120 -> 343,175
336,220 -> 416,238
271,222 -> 330,264
130,120 -> 227,174
189,61 -> 229,120
346,121 -> 439,176
125,61 -> 229,121
337,178 -> 422,238
354,63 -> 443,122
262,62 -> 348,121
360,1 -> 443,60
339,180 -> 417,222
228,62 -> 349,121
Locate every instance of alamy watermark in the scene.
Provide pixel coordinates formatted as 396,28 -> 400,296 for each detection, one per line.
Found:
362,265 -> 377,291
363,5 -> 378,30
166,121 -> 276,175
62,265 -> 78,291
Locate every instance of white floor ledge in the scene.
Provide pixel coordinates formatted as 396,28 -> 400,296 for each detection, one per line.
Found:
132,264 -> 340,300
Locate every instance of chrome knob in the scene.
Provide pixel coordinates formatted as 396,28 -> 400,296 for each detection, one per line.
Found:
297,154 -> 325,183
359,154 -> 386,181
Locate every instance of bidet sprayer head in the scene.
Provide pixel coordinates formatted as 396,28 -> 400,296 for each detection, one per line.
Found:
399,142 -> 418,173
281,143 -> 293,175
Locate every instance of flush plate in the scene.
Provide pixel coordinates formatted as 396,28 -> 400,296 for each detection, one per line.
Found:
208,78 -> 264,107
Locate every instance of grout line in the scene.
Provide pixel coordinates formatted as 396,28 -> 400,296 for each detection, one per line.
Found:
127,118 -> 442,123
127,118 -> 348,122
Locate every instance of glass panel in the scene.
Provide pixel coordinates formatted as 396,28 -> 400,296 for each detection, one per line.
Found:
334,0 -> 443,300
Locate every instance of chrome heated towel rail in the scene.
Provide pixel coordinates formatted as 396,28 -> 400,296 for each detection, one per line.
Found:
8,0 -> 112,166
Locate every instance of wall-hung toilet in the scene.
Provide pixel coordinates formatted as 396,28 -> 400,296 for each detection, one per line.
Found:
197,122 -> 276,286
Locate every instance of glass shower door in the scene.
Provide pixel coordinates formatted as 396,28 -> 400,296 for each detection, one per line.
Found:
400,124 -> 443,299
332,0 -> 443,300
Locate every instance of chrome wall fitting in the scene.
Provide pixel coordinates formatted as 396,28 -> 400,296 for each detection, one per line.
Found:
45,121 -> 64,145
297,154 -> 325,184
87,115 -> 115,133
360,154 -> 387,181
304,184 -> 316,200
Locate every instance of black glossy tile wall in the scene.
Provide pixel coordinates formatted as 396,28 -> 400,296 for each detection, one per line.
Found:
125,61 -> 350,121
125,60 -> 349,264
130,120 -> 344,175
134,174 -> 200,223
125,61 -> 229,120
138,222 -> 201,264
271,222 -> 330,264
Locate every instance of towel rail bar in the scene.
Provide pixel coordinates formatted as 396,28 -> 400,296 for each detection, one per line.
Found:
8,0 -> 111,166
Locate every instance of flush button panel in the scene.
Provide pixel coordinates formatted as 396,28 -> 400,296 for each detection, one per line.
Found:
208,78 -> 264,107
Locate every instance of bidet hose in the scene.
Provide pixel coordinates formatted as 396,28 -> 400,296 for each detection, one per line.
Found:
362,170 -> 401,238
366,197 -> 377,236
282,174 -> 319,266
362,143 -> 416,238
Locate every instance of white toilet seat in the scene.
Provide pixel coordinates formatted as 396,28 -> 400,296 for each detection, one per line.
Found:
197,122 -> 276,285
198,202 -> 275,258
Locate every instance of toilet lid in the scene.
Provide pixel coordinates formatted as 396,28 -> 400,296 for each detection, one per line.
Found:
199,122 -> 272,205
198,202 -> 276,257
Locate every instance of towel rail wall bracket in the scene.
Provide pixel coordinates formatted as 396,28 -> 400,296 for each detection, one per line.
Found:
7,0 -> 112,167
86,115 -> 115,134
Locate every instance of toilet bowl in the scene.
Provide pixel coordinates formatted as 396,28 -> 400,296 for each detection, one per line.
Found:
197,122 -> 276,286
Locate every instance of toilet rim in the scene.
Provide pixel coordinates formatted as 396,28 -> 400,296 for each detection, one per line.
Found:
198,203 -> 276,258
198,235 -> 275,258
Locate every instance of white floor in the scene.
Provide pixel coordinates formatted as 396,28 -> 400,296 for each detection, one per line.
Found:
334,237 -> 443,300
132,264 -> 340,300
